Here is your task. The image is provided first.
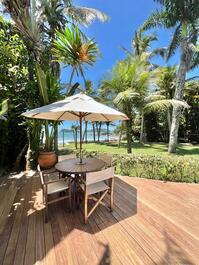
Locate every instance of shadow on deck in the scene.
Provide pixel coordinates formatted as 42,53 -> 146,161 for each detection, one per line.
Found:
0,172 -> 198,265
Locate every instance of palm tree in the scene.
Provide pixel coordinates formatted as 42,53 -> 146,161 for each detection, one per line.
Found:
100,54 -> 154,153
142,0 -> 199,153
52,26 -> 99,89
155,66 -> 176,132
38,0 -> 108,77
71,124 -> 79,149
123,29 -> 165,143
123,28 -> 165,60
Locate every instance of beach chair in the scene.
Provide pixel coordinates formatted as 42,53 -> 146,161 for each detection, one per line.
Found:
37,165 -> 72,222
79,167 -> 114,224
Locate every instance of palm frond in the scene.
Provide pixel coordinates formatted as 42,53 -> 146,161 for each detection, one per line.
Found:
0,99 -> 8,116
150,47 -> 167,58
65,6 -> 109,26
166,24 -> 181,60
144,94 -> 166,103
114,90 -> 140,106
2,0 -> 40,45
189,52 -> 199,70
142,10 -> 170,31
35,63 -> 49,105
144,99 -> 189,113
52,26 -> 99,85
185,75 -> 199,82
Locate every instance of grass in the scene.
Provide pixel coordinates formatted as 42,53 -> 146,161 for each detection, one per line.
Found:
62,141 -> 199,158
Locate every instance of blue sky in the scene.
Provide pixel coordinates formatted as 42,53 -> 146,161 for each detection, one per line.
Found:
60,0 -> 197,131
61,0 -> 185,87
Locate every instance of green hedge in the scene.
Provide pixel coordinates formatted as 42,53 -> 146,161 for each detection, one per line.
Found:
76,150 -> 199,183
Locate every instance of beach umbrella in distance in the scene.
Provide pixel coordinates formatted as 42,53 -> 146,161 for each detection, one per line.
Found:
22,93 -> 128,164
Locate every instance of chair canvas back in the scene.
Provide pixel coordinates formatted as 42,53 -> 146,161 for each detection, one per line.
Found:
37,165 -> 44,186
98,154 -> 112,167
86,167 -> 114,185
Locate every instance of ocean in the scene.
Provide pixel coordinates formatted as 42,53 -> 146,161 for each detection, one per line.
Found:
58,130 -> 116,145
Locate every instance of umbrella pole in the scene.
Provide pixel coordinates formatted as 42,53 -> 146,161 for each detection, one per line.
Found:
80,113 -> 83,164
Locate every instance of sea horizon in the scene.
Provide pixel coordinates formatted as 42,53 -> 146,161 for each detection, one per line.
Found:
58,129 -> 117,144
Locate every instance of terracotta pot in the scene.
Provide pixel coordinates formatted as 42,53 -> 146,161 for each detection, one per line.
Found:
38,151 -> 58,169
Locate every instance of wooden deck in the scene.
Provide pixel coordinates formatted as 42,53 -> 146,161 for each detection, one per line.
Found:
0,172 -> 199,265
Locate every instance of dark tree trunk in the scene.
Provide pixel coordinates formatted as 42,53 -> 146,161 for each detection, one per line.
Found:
106,122 -> 110,142
96,122 -> 102,142
126,118 -> 132,153
92,122 -> 96,142
140,112 -> 145,143
62,130 -> 65,147
83,121 -> 88,143
54,122 -> 58,152
14,144 -> 28,171
75,128 -> 78,149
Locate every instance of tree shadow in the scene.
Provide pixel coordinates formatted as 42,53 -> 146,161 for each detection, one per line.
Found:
176,146 -> 199,156
98,243 -> 111,265
159,231 -> 195,265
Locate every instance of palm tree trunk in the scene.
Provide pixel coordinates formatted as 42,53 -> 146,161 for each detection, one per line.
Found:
168,31 -> 188,153
68,67 -> 75,91
53,122 -> 58,152
84,121 -> 88,143
26,133 -> 31,171
106,122 -> 110,142
62,130 -> 65,147
118,128 -> 123,148
14,144 -> 28,171
92,122 -> 96,142
167,109 -> 171,133
126,119 -> 132,153
96,122 -> 102,142
140,112 -> 145,143
72,129 -> 77,149
44,121 -> 50,151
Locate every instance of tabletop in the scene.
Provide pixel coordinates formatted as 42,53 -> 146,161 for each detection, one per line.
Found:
55,157 -> 105,174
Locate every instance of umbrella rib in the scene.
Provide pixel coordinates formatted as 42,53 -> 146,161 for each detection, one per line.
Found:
56,111 -> 69,120
68,111 -> 91,118
101,114 -> 109,121
32,113 -> 40,118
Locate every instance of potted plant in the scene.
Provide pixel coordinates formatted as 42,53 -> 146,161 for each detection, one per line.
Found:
38,121 -> 58,169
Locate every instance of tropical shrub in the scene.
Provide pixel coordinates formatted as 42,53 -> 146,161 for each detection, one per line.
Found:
76,150 -> 199,183
0,17 -> 39,170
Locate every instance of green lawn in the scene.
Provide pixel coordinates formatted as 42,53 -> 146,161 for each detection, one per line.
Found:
63,141 -> 199,157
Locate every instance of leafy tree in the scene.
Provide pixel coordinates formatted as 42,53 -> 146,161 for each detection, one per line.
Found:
100,54 -> 154,153
0,16 -> 40,169
184,81 -> 199,143
1,0 -> 107,168
123,28 -> 165,60
142,0 -> 199,153
123,28 -> 165,142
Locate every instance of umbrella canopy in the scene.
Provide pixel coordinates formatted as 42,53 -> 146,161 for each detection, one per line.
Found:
22,93 -> 128,164
22,93 -> 128,121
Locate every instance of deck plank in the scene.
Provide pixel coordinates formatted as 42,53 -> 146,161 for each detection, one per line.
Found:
0,174 -> 199,265
13,177 -> 33,265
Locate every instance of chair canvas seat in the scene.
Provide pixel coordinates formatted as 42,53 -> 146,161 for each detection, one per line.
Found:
47,179 -> 69,195
80,181 -> 109,195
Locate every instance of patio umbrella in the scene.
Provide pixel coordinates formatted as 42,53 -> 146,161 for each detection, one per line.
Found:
22,93 -> 128,164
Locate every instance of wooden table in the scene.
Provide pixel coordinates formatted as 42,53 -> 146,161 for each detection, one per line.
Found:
55,158 -> 106,210
55,157 -> 105,174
